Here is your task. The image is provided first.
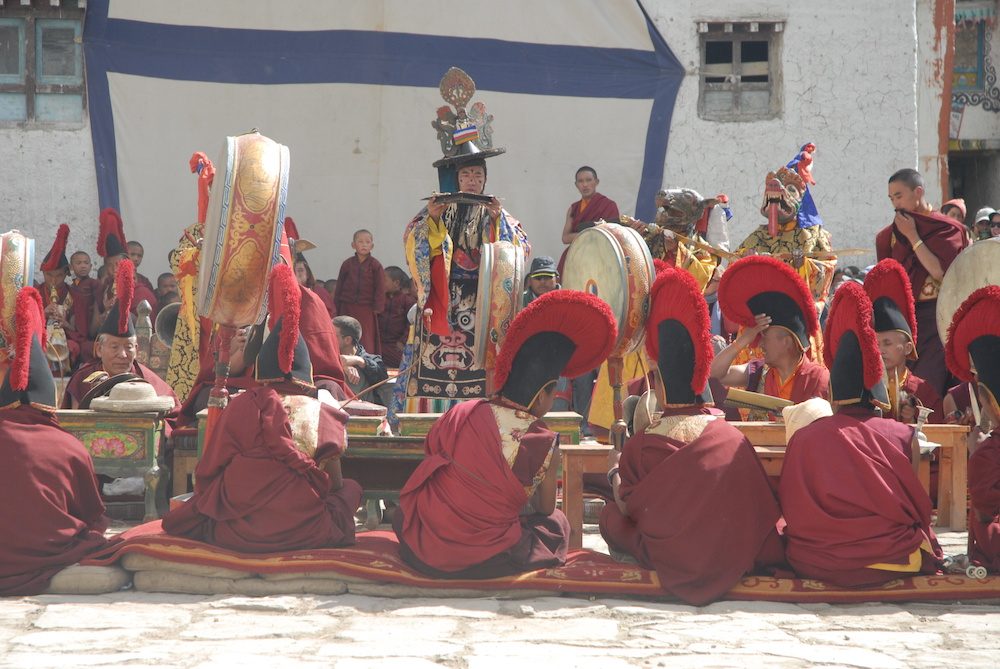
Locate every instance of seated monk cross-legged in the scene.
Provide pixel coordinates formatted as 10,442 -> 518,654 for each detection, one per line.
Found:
778,281 -> 942,587
0,287 -> 110,595
946,286 -> 1000,573
393,290 -> 617,578
600,266 -> 785,606
712,255 -> 829,420
162,264 -> 361,552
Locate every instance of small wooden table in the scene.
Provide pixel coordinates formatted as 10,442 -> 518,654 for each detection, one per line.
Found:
560,421 -> 971,549
58,410 -> 165,521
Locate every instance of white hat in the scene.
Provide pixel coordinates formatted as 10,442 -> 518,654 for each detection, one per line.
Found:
975,207 -> 996,223
89,381 -> 175,413
782,397 -> 833,442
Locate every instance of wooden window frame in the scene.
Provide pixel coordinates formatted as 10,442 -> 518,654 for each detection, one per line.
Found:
0,2 -> 86,127
697,21 -> 783,122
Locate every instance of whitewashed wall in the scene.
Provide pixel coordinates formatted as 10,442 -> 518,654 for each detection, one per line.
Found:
645,0 -> 926,270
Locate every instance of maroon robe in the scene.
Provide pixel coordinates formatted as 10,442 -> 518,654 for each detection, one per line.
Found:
94,275 -> 159,325
599,410 -> 785,605
334,254 -> 386,353
876,210 -> 968,395
162,385 -> 361,552
62,359 -> 180,437
557,192 -> 621,275
35,281 -> 90,367
379,291 -> 416,368
312,284 -> 337,319
968,432 -> 1000,572
778,412 -> 941,587
299,286 -> 348,398
0,406 -> 110,595
394,399 -> 568,578
69,276 -> 101,363
176,316 -> 257,427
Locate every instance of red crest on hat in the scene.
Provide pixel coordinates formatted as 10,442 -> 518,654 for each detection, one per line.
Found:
863,258 -> 917,340
644,266 -> 713,395
945,285 -> 1000,382
718,255 -> 818,334
97,208 -> 127,257
268,263 -> 302,374
115,259 -> 135,335
40,224 -> 70,272
284,217 -> 301,242
823,282 -> 884,389
493,290 -> 617,392
11,287 -> 46,392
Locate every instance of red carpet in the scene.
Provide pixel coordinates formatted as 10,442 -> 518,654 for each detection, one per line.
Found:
84,522 -> 1000,603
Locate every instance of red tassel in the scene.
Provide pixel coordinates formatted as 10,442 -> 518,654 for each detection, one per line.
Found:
823,282 -> 883,389
268,263 -> 302,374
40,224 -> 70,272
645,266 -> 714,395
116,259 -> 135,335
864,259 -> 917,342
97,208 -> 126,257
11,287 -> 45,391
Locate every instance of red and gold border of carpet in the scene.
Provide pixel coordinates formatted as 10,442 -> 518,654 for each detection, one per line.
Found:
83,522 -> 1000,603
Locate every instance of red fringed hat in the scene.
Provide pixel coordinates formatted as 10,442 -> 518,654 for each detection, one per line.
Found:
718,255 -> 818,351
823,282 -> 888,410
645,266 -> 714,405
864,259 -> 917,360
256,263 -> 313,387
494,290 -> 617,408
40,224 -> 70,272
0,287 -> 56,411
945,285 -> 1000,407
284,217 -> 301,244
98,259 -> 136,338
97,208 -> 128,259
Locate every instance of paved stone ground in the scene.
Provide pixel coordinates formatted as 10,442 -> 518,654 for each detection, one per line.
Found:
1,526 -> 997,668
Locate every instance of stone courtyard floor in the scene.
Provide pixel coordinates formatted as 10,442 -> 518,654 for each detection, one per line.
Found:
1,527 -> 998,668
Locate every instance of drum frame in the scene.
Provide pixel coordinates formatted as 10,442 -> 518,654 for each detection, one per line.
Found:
473,240 -> 524,370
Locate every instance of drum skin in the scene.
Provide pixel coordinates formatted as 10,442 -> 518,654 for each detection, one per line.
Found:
197,132 -> 290,328
561,223 -> 654,358
936,238 -> 1000,339
0,230 -> 35,351
474,240 -> 524,369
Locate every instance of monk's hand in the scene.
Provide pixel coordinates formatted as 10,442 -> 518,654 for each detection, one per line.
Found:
103,291 -> 116,311
968,426 -> 991,457
899,401 -> 918,425
607,448 -> 621,470
426,196 -> 445,220
662,229 -> 678,252
229,328 -> 248,356
735,314 -> 771,347
485,196 -> 502,218
345,366 -> 361,385
893,210 -> 918,242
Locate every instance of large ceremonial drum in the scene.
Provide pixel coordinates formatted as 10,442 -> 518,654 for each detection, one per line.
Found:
197,132 -> 290,327
0,230 -> 35,351
474,240 -> 524,369
936,238 -> 1000,339
561,223 -> 654,357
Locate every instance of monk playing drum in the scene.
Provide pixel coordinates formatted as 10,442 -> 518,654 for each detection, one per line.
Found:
393,290 -> 617,578
162,264 -> 362,553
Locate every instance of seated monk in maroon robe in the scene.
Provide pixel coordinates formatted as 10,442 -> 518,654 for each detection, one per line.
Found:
394,290 -> 617,578
779,282 -> 942,587
945,285 -> 1000,572
557,166 -> 620,274
61,260 -> 179,435
600,267 -> 784,606
865,259 -> 944,424
713,255 -> 829,420
162,264 -> 361,553
0,287 -> 109,595
877,170 -> 969,395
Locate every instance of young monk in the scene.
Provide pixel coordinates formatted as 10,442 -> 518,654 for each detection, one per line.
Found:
778,282 -> 942,587
36,224 -> 89,369
946,285 -> 1000,572
335,229 -> 386,354
379,266 -> 416,368
393,290 -> 617,578
599,266 -> 784,605
0,287 -> 109,595
161,264 -> 362,552
864,259 -> 943,424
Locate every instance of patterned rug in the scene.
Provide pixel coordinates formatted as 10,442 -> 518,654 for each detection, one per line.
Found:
84,521 -> 1000,603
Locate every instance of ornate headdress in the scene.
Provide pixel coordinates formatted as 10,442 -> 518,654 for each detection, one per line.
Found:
97,207 -> 128,259
823,282 -> 889,411
718,255 -> 819,352
0,287 -> 57,411
0,230 -> 35,355
430,67 -> 506,192
40,224 -> 70,272
761,143 -> 822,236
946,285 -> 1000,410
98,259 -> 136,338
494,290 -> 616,409
645,265 -> 714,406
653,188 -> 720,236
864,259 -> 918,360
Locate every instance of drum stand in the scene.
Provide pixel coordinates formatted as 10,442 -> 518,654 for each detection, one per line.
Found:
608,356 -> 627,451
203,325 -> 236,454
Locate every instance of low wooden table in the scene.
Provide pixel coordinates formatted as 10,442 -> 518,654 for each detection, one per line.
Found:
58,410 -> 165,521
560,421 -> 971,549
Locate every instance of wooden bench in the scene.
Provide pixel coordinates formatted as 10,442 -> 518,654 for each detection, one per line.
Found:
560,421 -> 970,549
